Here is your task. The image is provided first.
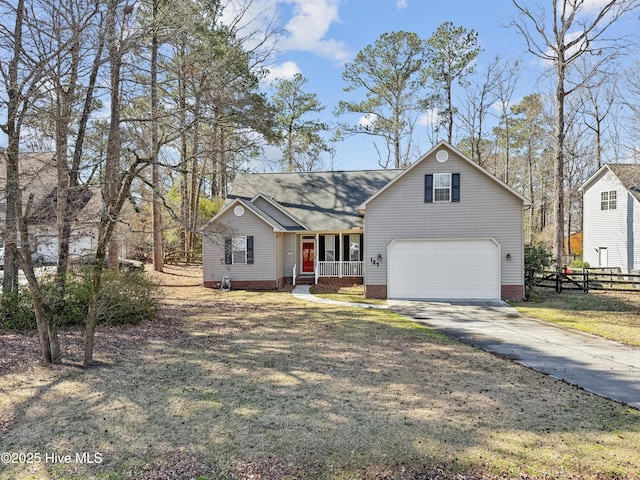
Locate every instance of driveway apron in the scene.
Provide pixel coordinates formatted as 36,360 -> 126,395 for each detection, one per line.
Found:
389,299 -> 640,410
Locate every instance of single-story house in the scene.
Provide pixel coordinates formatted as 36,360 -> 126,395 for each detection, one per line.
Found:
580,164 -> 640,270
0,152 -> 100,262
202,142 -> 530,300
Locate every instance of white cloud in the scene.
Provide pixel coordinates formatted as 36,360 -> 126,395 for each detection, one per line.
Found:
396,0 -> 408,9
582,0 -> 614,11
418,110 -> 439,126
281,0 -> 350,63
359,113 -> 378,128
265,61 -> 302,81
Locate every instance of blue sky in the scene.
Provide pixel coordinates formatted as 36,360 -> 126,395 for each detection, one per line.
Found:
257,0 -> 638,171
259,0 -> 540,171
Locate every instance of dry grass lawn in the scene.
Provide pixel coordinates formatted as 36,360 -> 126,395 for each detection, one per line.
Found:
309,284 -> 386,305
512,288 -> 640,347
1,266 -> 640,480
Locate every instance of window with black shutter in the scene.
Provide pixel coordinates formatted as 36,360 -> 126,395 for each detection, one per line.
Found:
452,173 -> 460,202
425,174 -> 433,203
224,237 -> 232,264
225,235 -> 254,264
425,173 -> 460,203
246,236 -> 254,264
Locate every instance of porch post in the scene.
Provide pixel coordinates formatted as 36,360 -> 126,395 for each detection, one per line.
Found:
315,232 -> 319,284
339,232 -> 343,278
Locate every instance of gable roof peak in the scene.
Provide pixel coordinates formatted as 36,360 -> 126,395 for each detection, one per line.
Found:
359,141 -> 530,211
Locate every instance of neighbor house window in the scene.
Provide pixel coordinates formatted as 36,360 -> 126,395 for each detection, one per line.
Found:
601,190 -> 617,210
325,235 -> 335,262
224,236 -> 254,265
349,235 -> 360,261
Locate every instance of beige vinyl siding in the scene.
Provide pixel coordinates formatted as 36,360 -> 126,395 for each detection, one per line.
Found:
582,170 -> 632,269
283,233 -> 297,278
252,197 -> 302,229
364,149 -> 524,288
276,233 -> 284,281
202,207 -> 276,284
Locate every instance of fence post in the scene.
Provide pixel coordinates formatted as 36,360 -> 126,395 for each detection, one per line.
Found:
584,269 -> 589,293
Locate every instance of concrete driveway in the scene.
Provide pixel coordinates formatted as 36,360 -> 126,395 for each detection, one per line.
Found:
389,299 -> 640,410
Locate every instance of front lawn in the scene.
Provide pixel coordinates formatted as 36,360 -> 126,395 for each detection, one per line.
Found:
1,267 -> 640,479
511,287 -> 640,347
309,283 -> 386,305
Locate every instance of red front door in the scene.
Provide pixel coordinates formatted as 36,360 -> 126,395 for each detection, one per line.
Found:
302,241 -> 315,273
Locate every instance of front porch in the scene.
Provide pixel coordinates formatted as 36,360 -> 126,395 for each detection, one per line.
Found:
317,261 -> 364,277
292,232 -> 364,285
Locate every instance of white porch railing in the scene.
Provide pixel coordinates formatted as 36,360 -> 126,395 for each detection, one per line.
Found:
317,261 -> 363,277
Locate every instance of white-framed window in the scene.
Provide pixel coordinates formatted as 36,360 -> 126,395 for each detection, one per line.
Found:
232,236 -> 247,264
433,173 -> 451,202
601,190 -> 617,210
349,235 -> 360,261
325,235 -> 335,262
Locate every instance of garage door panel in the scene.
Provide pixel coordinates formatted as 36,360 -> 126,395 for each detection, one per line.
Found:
387,239 -> 500,300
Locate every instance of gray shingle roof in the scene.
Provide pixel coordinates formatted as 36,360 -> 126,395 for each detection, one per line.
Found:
607,164 -> 640,202
228,169 -> 403,231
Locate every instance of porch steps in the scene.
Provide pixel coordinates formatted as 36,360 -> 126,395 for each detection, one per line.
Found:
295,275 -> 315,285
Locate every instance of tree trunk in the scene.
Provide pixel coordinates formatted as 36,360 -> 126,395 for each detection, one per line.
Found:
151,0 -> 163,272
2,0 -> 24,296
528,141 -> 535,244
105,0 -> 121,270
554,59 -> 566,268
84,239 -> 105,366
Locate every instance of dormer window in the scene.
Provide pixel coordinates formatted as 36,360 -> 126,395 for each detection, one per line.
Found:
601,190 -> 617,210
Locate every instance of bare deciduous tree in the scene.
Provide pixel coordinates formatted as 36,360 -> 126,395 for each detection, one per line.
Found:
511,0 -> 640,266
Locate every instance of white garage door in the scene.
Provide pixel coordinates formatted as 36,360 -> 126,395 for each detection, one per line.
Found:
387,239 -> 501,300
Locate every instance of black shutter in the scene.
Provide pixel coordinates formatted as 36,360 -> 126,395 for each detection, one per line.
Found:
319,235 -> 326,262
425,174 -> 433,203
224,237 -> 232,264
343,235 -> 350,261
247,236 -> 254,264
452,173 -> 460,202
335,235 -> 341,261
359,234 -> 364,261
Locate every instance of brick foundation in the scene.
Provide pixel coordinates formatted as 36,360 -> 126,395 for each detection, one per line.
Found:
318,277 -> 363,288
501,284 -> 524,301
364,283 -> 524,301
365,284 -> 387,299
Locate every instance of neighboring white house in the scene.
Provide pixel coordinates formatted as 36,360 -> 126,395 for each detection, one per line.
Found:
580,164 -> 640,270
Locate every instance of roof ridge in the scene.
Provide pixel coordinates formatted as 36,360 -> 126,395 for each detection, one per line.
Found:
237,168 -> 404,175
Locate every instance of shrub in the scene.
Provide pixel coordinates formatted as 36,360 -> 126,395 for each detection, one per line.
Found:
0,290 -> 36,330
570,258 -> 590,269
0,269 -> 158,331
96,269 -> 159,325
524,243 -> 553,299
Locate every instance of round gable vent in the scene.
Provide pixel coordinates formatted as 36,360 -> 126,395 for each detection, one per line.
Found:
234,205 -> 245,217
436,150 -> 449,163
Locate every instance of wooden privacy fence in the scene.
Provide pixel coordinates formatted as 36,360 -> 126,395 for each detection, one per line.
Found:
164,250 -> 202,265
537,268 -> 640,293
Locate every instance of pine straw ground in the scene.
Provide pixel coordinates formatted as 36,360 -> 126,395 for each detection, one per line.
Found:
1,266 -> 640,480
